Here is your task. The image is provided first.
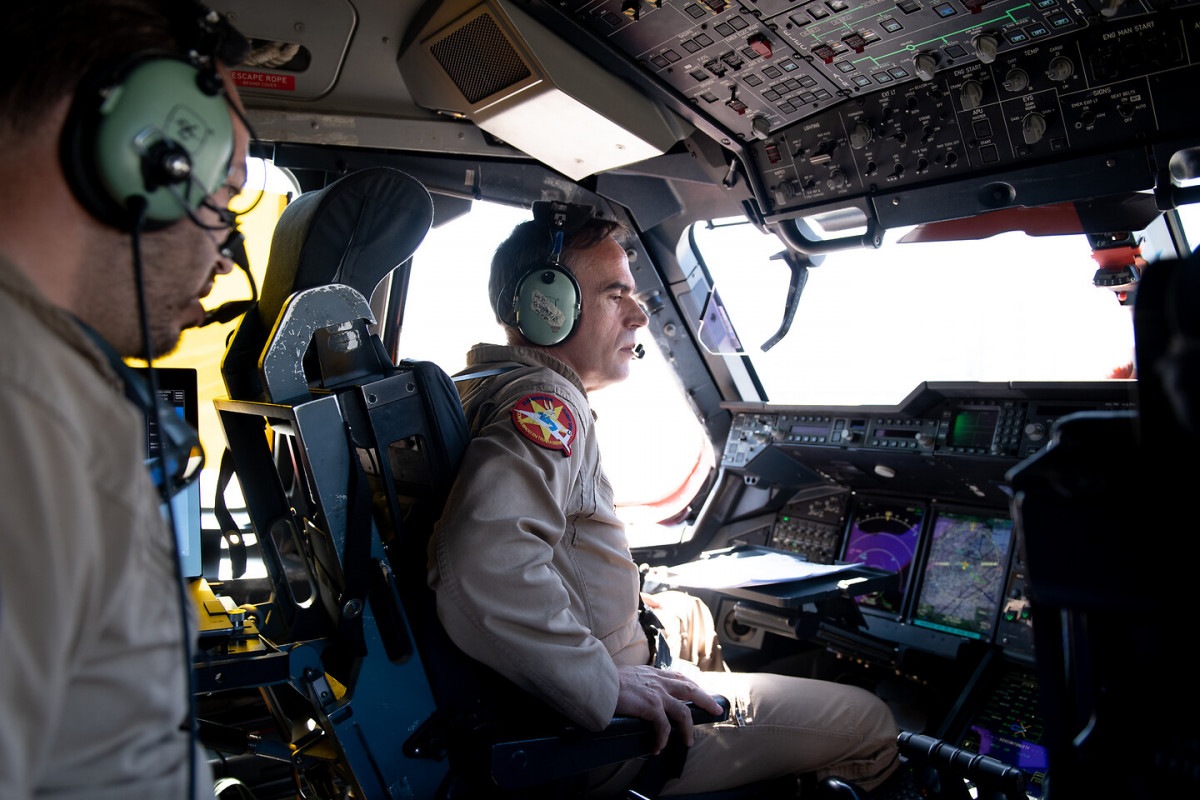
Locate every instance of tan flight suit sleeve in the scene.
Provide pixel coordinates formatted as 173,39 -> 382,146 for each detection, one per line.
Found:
429,381 -> 620,731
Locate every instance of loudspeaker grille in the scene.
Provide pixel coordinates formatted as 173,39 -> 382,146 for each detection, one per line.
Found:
431,13 -> 531,105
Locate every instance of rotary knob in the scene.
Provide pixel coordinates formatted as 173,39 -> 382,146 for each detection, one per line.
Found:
1022,112 -> 1047,144
1003,68 -> 1030,94
751,115 -> 772,139
960,79 -> 985,111
849,122 -> 873,150
772,181 -> 796,205
913,52 -> 938,82
973,34 -> 1000,65
1046,56 -> 1074,82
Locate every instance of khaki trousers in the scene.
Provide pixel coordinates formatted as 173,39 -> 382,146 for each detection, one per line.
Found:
590,591 -> 899,796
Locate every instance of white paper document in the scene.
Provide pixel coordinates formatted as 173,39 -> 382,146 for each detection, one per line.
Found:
654,549 -> 858,590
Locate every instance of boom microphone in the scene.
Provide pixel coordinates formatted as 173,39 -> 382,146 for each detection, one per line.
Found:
633,344 -> 645,359
202,299 -> 255,326
199,229 -> 257,327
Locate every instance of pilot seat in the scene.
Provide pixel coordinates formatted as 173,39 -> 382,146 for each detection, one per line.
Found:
198,166 -> 730,800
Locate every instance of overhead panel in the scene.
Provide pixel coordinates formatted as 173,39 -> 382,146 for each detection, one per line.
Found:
563,0 -> 1094,143
750,4 -> 1200,216
559,0 -> 1200,218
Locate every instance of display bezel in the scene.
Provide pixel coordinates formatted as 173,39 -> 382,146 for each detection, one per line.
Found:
839,494 -> 928,621
909,504 -> 1016,642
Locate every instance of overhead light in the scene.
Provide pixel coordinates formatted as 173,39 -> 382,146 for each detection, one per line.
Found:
398,0 -> 686,179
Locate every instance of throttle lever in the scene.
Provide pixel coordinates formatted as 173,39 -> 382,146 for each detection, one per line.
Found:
898,731 -> 1027,800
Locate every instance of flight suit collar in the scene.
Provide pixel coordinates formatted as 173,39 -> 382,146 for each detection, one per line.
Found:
465,342 -> 589,398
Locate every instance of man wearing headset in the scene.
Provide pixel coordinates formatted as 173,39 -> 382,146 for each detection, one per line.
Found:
430,205 -> 900,796
0,2 -> 250,797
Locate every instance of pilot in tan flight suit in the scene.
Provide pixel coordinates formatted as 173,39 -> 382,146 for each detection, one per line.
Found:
429,207 -> 899,796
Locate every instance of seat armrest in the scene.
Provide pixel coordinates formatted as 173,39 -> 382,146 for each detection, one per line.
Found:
691,694 -> 731,725
486,694 -> 731,790
594,694 -> 730,740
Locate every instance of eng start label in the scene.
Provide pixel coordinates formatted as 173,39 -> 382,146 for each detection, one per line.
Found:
230,71 -> 296,91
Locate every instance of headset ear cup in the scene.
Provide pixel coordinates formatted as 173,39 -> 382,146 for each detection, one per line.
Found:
61,55 -> 235,230
514,264 -> 581,346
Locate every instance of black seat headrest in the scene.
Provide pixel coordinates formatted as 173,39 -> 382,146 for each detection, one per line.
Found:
256,167 -> 434,329
1135,251 -> 1200,442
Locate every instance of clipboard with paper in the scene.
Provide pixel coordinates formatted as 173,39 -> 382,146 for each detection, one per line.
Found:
653,545 -> 897,610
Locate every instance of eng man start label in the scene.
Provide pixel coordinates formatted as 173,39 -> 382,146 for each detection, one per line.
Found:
511,394 -> 577,457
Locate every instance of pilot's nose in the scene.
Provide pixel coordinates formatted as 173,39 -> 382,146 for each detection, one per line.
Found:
627,297 -> 649,328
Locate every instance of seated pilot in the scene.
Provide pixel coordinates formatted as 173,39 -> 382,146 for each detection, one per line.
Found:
429,205 -> 900,795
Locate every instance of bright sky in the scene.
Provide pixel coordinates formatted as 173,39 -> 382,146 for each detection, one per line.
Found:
695,221 -> 1140,406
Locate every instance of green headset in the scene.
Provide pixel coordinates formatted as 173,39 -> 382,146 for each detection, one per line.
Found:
60,52 -> 235,231
505,201 -> 592,346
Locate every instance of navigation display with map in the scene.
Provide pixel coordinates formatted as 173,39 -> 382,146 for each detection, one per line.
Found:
959,665 -> 1048,798
842,498 -> 925,617
912,510 -> 1014,640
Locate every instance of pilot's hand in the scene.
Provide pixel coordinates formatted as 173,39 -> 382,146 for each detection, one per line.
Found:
615,664 -> 724,753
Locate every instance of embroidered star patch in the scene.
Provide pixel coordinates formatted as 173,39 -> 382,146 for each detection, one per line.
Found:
511,394 -> 577,457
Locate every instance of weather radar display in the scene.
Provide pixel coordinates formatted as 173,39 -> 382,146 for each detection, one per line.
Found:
842,500 -> 924,615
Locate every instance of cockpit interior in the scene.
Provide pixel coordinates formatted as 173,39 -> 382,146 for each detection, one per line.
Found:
171,0 -> 1200,797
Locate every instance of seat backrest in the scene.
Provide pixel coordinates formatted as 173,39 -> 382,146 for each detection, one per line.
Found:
222,166 -> 433,402
1007,251 -> 1200,799
213,167 -> 463,798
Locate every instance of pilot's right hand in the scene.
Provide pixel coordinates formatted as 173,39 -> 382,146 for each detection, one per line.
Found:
615,664 -> 724,754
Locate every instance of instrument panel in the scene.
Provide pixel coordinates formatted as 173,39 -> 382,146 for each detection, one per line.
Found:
721,487 -> 1047,792
717,381 -> 1130,651
705,383 -> 1113,792
566,0 -> 1095,137
721,381 -> 1135,507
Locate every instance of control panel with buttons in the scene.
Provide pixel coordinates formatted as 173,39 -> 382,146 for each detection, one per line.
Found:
721,381 -> 1134,468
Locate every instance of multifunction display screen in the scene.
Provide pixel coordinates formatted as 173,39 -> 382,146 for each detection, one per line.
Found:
913,511 -> 1013,640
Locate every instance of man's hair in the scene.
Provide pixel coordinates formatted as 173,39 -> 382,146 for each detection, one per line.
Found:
490,213 -> 627,325
0,1 -> 246,141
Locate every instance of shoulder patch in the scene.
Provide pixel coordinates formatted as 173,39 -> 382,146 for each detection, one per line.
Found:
511,393 -> 578,457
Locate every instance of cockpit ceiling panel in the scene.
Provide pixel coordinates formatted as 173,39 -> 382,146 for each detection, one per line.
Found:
564,0 -> 1092,144
560,1 -> 1200,220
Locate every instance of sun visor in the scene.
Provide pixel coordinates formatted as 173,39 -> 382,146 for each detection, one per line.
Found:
397,0 -> 687,180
